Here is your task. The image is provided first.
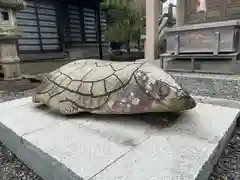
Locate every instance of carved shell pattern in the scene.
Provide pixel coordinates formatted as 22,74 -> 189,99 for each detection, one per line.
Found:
47,60 -> 144,96
35,60 -> 145,111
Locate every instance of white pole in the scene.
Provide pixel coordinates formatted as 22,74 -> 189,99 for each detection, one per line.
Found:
145,0 -> 162,61
176,0 -> 185,26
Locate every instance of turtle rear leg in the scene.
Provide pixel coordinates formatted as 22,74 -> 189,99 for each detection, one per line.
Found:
59,100 -> 84,115
60,106 -> 84,115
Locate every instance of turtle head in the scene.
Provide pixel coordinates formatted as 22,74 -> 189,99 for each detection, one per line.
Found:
165,88 -> 197,112
134,67 -> 197,112
149,86 -> 196,112
147,82 -> 197,112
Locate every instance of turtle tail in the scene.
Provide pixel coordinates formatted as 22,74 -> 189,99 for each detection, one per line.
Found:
32,93 -> 40,103
32,76 -> 50,103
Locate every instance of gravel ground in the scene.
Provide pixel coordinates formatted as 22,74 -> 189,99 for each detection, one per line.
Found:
0,90 -> 240,180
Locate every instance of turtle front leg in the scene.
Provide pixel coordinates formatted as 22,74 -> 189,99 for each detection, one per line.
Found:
32,94 -> 40,103
32,93 -> 46,104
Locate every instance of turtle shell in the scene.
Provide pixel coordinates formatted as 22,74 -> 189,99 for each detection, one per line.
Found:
34,59 -> 145,113
48,59 -> 144,97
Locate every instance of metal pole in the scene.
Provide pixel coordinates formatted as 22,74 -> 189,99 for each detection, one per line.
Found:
95,0 -> 103,59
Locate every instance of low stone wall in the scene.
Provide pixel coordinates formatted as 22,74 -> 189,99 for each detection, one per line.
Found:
171,72 -> 240,101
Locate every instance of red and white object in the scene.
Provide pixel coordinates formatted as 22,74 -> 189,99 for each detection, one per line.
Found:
196,0 -> 207,13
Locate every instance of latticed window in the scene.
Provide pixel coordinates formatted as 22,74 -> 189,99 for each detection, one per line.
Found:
64,4 -> 83,48
16,0 -> 108,53
16,0 -> 60,52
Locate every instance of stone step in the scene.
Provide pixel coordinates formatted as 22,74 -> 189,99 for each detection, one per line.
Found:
0,97 -> 239,180
165,59 -> 237,74
141,58 -> 240,74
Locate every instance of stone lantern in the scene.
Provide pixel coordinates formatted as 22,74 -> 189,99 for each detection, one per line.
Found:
0,0 -> 26,80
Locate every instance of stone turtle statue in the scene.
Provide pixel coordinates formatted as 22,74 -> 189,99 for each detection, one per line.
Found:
32,59 -> 196,114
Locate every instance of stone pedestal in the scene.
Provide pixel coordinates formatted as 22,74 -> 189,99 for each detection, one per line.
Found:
165,20 -> 240,54
0,0 -> 26,80
0,40 -> 21,79
0,97 -> 239,180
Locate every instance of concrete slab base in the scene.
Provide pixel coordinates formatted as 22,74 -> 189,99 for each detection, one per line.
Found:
0,97 -> 239,180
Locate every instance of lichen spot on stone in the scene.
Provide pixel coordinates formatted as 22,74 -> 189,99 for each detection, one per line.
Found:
136,71 -> 142,77
146,82 -> 153,92
108,101 -> 114,108
142,75 -> 147,80
145,75 -> 156,93
121,98 -> 127,103
147,76 -> 156,86
132,98 -> 140,105
126,104 -> 131,109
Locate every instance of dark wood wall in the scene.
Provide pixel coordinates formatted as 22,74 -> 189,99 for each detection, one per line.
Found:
16,0 -> 107,54
185,0 -> 240,24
